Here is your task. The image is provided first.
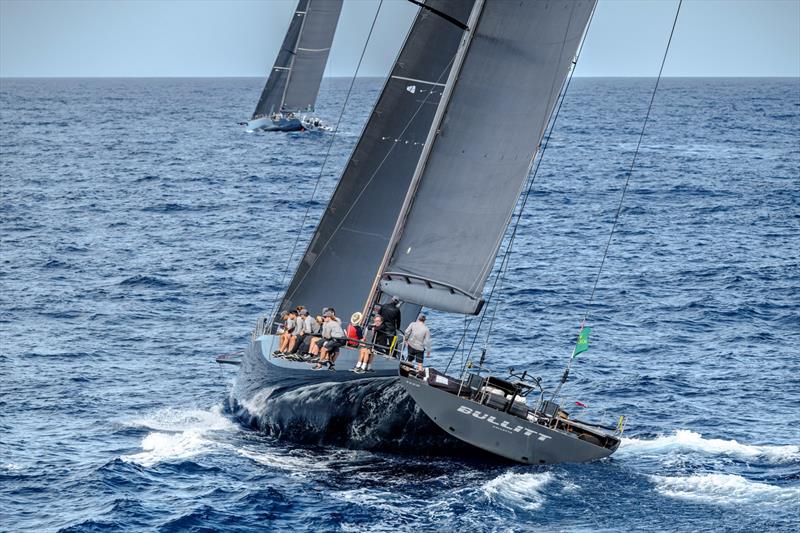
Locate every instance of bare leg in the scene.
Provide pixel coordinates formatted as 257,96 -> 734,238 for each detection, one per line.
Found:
358,348 -> 369,366
288,335 -> 297,353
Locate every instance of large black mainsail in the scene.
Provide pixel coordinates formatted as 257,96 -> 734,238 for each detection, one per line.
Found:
252,0 -> 343,119
380,0 -> 596,315
277,0 -> 475,320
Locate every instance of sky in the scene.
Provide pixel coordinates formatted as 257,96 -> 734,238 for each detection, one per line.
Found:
0,0 -> 798,78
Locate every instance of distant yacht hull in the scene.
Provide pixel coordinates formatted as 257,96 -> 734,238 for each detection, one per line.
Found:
246,116 -> 305,132
232,335 -> 400,404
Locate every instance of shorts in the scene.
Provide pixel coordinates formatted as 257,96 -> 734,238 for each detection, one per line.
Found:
407,346 -> 425,363
323,338 -> 346,353
291,334 -> 306,352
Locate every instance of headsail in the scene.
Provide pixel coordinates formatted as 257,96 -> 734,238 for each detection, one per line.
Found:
252,0 -> 343,119
277,0 -> 474,321
381,0 -> 596,315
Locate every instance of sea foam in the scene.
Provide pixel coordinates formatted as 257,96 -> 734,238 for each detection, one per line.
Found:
121,405 -> 235,467
651,473 -> 800,507
619,429 -> 799,464
482,471 -> 555,511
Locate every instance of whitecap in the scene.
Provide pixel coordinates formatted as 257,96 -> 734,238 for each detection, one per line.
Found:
235,447 -> 330,473
619,429 -> 799,464
124,404 -> 236,433
481,471 -> 554,511
121,429 -> 220,468
651,473 -> 800,507
120,404 -> 235,467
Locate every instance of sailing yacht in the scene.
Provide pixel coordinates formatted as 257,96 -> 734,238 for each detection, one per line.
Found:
246,0 -> 342,132
232,0 -> 623,464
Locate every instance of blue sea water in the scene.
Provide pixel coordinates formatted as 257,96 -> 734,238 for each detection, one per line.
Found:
1,76 -> 799,532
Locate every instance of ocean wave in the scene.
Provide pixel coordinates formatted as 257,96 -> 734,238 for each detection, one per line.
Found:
650,473 -> 800,507
481,471 -> 554,511
118,274 -> 183,289
619,429 -> 799,464
120,406 -> 235,467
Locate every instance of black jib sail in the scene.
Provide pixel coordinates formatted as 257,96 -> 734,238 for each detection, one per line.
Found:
380,0 -> 596,315
252,0 -> 343,119
277,0 -> 475,321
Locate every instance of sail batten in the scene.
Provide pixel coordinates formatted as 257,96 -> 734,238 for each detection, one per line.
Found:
381,0 -> 597,315
277,0 -> 475,322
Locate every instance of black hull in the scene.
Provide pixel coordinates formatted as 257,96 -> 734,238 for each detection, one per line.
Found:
228,336 -> 492,457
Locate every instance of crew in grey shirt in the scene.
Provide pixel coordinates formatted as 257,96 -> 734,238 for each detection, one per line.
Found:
404,314 -> 431,371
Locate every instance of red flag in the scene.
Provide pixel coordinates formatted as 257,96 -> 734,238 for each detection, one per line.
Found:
575,401 -> 588,408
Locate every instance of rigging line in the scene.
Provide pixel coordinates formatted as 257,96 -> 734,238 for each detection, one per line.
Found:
443,314 -> 471,373
580,0 -> 682,328
553,0 -> 682,399
464,1 -> 597,362
267,0 -> 385,319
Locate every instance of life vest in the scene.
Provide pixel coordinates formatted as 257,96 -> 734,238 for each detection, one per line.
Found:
346,324 -> 363,347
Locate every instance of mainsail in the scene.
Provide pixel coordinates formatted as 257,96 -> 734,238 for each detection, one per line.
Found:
252,0 -> 343,119
277,0 -> 475,321
380,0 -> 596,315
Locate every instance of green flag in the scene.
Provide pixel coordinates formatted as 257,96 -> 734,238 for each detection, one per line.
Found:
572,327 -> 591,358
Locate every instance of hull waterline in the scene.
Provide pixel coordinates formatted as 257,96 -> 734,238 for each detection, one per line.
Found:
245,115 -> 326,132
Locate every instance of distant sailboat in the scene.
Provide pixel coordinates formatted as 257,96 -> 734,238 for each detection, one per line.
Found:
246,0 -> 343,132
232,0 -> 627,464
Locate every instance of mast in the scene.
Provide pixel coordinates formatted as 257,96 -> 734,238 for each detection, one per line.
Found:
375,0 -> 596,315
275,1 -> 475,324
363,0 -> 486,317
278,0 -> 310,113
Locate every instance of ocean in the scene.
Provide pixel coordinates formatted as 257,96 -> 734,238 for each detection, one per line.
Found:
1,76 -> 798,532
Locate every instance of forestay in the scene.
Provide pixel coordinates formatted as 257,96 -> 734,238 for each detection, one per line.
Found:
381,0 -> 596,315
277,0 -> 474,322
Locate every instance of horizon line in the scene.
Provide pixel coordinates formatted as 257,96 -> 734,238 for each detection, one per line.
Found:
2,75 -> 798,80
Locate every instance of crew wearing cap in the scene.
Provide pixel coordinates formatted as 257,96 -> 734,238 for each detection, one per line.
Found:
313,309 -> 346,370
287,307 -> 310,354
276,310 -> 298,354
404,313 -> 431,372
